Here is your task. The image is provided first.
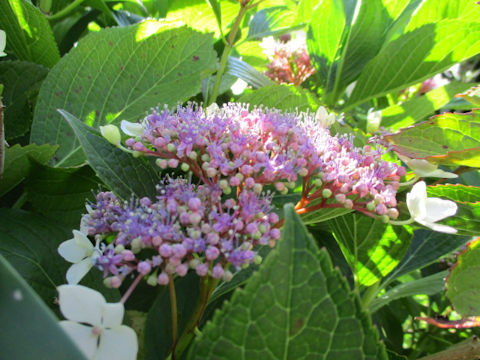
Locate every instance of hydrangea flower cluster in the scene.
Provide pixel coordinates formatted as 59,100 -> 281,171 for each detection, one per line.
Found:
122,103 -> 405,219
260,32 -> 315,85
74,178 -> 279,287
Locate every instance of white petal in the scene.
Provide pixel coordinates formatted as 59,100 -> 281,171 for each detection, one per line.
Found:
58,230 -> 94,263
416,218 -> 458,234
120,120 -> 143,137
424,197 -> 458,222
66,258 -> 93,284
96,326 -> 138,360
58,285 -> 105,326
101,302 -> 124,328
407,181 -> 427,219
60,321 -> 98,359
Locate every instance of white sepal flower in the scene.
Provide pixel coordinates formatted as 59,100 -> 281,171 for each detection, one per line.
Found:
403,158 -> 458,178
0,30 -> 6,57
58,285 -> 138,360
315,106 -> 336,128
120,120 -> 143,137
58,230 -> 100,284
406,181 -> 458,234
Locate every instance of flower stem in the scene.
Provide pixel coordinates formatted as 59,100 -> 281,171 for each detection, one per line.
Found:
169,276 -> 179,357
207,2 -> 249,105
120,273 -> 143,304
171,276 -> 220,359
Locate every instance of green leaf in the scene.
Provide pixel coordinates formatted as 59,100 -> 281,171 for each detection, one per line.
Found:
301,207 -> 353,225
446,237 -> 480,316
307,0 -> 392,104
227,56 -> 274,88
60,110 -> 160,200
380,82 -> 475,130
0,0 -> 60,68
0,254 -> 87,360
24,164 -> 99,229
0,61 -> 49,140
405,0 -> 480,31
30,21 -> 216,167
384,110 -> 480,167
0,207 -> 119,303
370,270 -> 447,313
166,0 -> 240,38
188,204 -> 387,359
329,213 -> 412,287
346,20 -> 480,109
384,229 -> 470,284
145,272 -> 201,360
247,6 -> 303,41
238,84 -> 320,112
426,184 -> 480,237
0,143 -> 58,197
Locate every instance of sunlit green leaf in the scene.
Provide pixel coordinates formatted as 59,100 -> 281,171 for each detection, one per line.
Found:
426,184 -> 480,237
346,20 -> 480,108
384,110 -> 480,167
247,6 -> 302,40
329,213 -> 412,287
380,82 -> 475,130
446,237 -> 480,316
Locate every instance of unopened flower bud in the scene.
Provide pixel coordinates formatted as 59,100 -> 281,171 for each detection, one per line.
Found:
100,125 -> 121,147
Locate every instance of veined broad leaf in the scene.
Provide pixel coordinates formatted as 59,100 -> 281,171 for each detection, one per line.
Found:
60,110 -> 160,200
329,213 -> 412,287
188,205 -> 387,359
227,56 -> 274,88
426,184 -> 480,237
384,110 -> 480,167
247,6 -> 303,41
346,20 -> 480,109
0,0 -> 60,68
446,237 -> 480,316
455,85 -> 480,107
30,21 -> 216,167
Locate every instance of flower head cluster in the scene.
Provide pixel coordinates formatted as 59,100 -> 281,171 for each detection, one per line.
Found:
260,32 -> 315,85
69,178 -> 279,286
122,103 -> 405,219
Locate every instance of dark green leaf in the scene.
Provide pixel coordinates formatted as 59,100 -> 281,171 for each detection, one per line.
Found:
329,213 -> 412,287
384,229 -> 470,284
60,110 -> 160,200
0,61 -> 49,140
24,164 -> 99,229
370,270 -> 447,313
188,204 -> 387,359
0,254 -> 87,360
0,143 -> 58,197
0,0 -> 60,67
145,272 -> 201,360
30,21 -> 216,166
446,237 -> 480,316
